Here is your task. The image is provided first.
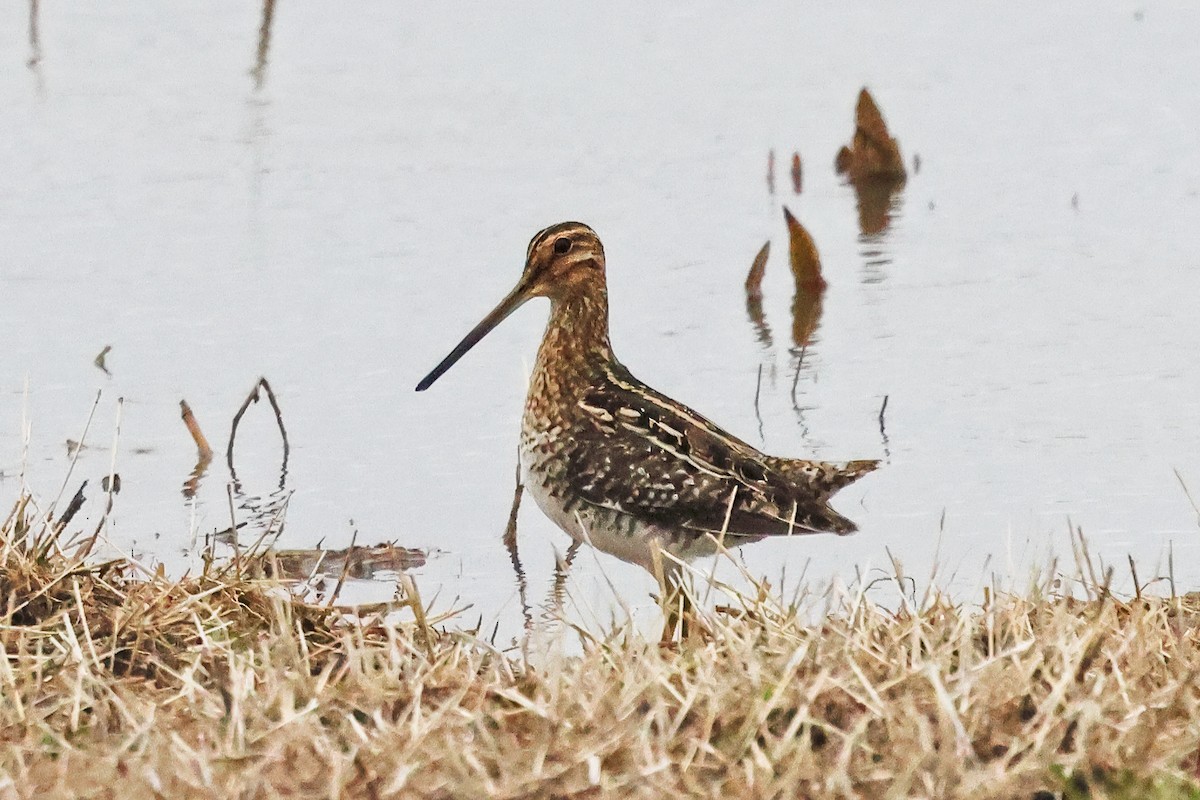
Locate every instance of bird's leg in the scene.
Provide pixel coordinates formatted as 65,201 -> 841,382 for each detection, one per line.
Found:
676,577 -> 694,641
660,584 -> 683,645
655,556 -> 693,645
650,545 -> 678,644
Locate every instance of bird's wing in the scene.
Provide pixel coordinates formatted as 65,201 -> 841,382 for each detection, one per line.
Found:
562,364 -> 865,538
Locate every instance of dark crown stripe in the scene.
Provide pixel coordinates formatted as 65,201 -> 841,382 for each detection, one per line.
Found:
527,221 -> 593,259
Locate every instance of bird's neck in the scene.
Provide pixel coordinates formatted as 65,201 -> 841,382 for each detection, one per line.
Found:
529,287 -> 613,402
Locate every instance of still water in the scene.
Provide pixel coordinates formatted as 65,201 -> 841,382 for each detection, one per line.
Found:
2,3 -> 1199,634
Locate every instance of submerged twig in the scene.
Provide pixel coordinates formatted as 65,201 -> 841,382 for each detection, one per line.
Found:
180,400 -> 215,461
227,377 -> 290,485
93,345 -> 112,376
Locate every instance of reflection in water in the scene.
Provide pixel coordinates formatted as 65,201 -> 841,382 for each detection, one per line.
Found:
855,176 -> 905,283
833,87 -> 908,274
196,378 -> 293,545
243,94 -> 273,279
179,400 -> 214,499
855,176 -> 906,280
789,343 -> 807,410
501,458 -> 533,631
878,394 -> 892,461
542,541 -> 580,626
501,453 -> 582,637
740,208 -> 829,433
181,457 -> 210,501
788,336 -> 816,445
782,207 -> 827,441
753,363 -> 765,441
265,542 -> 426,581
790,290 -> 824,351
211,483 -> 291,548
791,152 -> 803,195
27,0 -> 41,68
766,149 -> 775,195
783,206 -> 826,349
250,0 -> 278,91
744,241 -> 772,348
27,0 -> 44,95
853,176 -> 906,239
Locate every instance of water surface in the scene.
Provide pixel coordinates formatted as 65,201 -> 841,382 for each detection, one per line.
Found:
2,2 -> 1199,633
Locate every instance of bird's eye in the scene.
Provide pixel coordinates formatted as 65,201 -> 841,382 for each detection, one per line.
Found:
553,237 -> 572,255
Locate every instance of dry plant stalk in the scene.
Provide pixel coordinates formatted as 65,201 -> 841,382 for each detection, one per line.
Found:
251,0 -> 277,90
744,240 -> 770,300
745,241 -> 773,347
226,377 -> 290,471
179,399 -> 214,460
835,86 -> 907,183
783,206 -> 825,293
782,207 -> 825,349
3,490 -> 1200,799
93,344 -> 112,376
52,481 -> 87,535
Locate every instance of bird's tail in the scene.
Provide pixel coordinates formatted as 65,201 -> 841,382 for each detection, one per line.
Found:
767,457 -> 880,499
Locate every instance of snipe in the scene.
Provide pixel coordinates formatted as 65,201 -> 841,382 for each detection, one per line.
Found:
417,222 -> 878,579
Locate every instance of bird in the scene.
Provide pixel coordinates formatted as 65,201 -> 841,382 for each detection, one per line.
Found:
416,222 -> 877,594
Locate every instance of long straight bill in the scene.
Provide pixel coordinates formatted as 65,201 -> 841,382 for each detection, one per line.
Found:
415,285 -> 528,391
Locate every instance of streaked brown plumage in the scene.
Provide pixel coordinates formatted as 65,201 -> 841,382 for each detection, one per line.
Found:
416,222 -> 878,574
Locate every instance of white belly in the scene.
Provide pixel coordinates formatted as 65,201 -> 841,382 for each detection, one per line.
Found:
519,445 -> 719,572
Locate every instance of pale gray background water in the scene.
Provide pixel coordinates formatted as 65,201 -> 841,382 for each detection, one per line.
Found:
2,3 -> 1198,631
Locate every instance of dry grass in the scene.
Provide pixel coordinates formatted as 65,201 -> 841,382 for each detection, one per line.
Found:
3,492 -> 1200,799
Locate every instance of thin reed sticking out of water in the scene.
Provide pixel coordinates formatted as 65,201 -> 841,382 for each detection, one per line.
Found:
227,376 -> 289,474
250,0 -> 277,90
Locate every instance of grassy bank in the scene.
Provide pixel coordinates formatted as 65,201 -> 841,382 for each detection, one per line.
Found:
2,492 -> 1199,799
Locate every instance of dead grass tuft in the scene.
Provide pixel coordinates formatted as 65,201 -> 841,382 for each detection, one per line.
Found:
3,490 -> 1200,798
